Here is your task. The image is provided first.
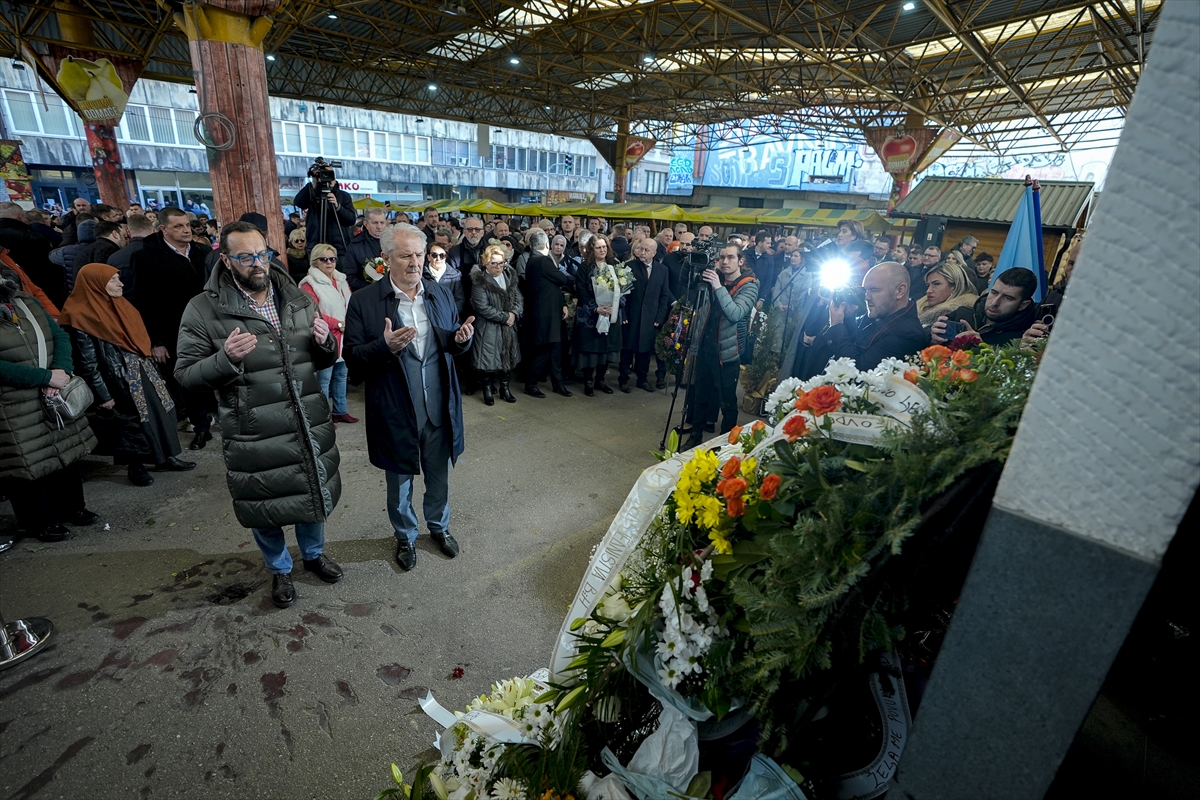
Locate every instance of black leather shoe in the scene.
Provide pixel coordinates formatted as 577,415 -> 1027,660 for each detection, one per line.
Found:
524,386 -> 547,398
638,381 -> 654,393
69,509 -> 100,526
595,382 -> 614,394
433,533 -> 460,558
584,382 -> 594,397
38,522 -> 70,542
189,431 -> 213,450
499,381 -> 517,403
271,573 -> 296,608
553,384 -> 573,397
395,539 -> 417,571
156,456 -> 197,471
619,383 -> 632,393
705,422 -> 716,432
482,384 -> 495,406
302,553 -> 344,583
656,379 -> 667,390
128,463 -> 154,486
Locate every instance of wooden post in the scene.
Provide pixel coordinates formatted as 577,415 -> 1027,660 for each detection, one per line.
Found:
614,117 -> 630,203
175,1 -> 286,254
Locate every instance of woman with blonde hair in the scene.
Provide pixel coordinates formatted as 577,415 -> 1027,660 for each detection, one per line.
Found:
470,244 -> 523,405
286,228 -> 309,281
300,243 -> 356,423
916,257 -> 978,328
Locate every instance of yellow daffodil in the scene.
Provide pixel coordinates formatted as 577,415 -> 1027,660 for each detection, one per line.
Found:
740,456 -> 758,479
708,529 -> 733,555
674,492 -> 696,524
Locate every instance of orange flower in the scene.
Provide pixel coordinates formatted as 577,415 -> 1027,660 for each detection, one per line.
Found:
721,457 -> 741,479
796,385 -> 842,416
726,496 -> 746,517
727,426 -> 744,445
718,476 -> 747,501
903,369 -> 919,384
936,362 -> 953,378
751,420 -> 766,433
782,414 -> 810,442
951,349 -> 971,367
954,369 -> 979,383
759,473 -> 782,500
920,345 -> 953,364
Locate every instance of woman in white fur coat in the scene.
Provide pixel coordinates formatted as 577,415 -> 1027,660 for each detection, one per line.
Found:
299,243 -> 357,424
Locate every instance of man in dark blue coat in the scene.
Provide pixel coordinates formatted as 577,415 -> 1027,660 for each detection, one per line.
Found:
343,223 -> 475,572
619,237 -> 673,392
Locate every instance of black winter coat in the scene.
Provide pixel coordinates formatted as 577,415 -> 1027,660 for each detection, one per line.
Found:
819,301 -> 927,373
343,277 -> 470,476
446,239 -> 485,315
345,231 -> 383,293
523,253 -> 574,346
130,232 -> 208,355
293,184 -> 357,255
108,237 -> 145,300
73,237 -> 121,271
946,294 -> 1037,348
575,262 -> 625,357
424,264 -> 466,319
469,265 -> 523,373
174,264 -> 340,528
622,257 -> 672,353
0,218 -> 64,307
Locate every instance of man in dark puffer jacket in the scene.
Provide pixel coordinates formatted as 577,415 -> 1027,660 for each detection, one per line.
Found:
175,221 -> 344,610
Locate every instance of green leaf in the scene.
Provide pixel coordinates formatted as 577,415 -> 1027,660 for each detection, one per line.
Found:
668,428 -> 679,455
565,653 -> 590,670
843,460 -> 869,472
599,627 -> 626,648
568,617 -> 587,631
555,684 -> 586,713
533,689 -> 559,704
685,771 -> 713,798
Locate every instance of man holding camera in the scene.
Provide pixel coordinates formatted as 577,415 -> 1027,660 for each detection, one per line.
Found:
810,261 -> 925,374
293,160 -> 357,257
683,242 -> 758,450
930,266 -> 1039,348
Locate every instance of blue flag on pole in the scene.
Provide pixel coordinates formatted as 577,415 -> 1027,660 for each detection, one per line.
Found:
990,181 -> 1047,302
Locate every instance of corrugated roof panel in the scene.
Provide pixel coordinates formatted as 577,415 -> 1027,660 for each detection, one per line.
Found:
893,177 -> 1094,228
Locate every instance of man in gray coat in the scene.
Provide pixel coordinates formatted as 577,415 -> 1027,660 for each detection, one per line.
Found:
175,221 -> 343,609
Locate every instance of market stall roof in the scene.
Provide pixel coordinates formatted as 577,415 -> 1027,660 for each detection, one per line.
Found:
3,0 -> 1158,156
677,206 -> 763,225
755,207 -> 892,232
892,176 -> 1095,228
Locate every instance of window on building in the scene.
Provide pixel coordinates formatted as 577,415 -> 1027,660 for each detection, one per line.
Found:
738,197 -> 765,208
644,170 -> 667,194
283,121 -> 302,153
355,130 -> 370,159
538,150 -> 549,173
415,136 -> 430,164
338,128 -> 354,158
147,107 -> 175,144
271,120 -> 284,152
174,109 -> 199,147
322,126 -> 338,157
123,106 -> 151,141
306,125 -> 322,155
2,90 -> 39,133
38,95 -> 75,137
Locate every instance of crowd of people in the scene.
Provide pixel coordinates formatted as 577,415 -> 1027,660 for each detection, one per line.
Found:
0,179 -> 1072,608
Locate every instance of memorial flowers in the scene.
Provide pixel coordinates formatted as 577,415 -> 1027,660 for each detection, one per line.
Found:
363,256 -> 388,283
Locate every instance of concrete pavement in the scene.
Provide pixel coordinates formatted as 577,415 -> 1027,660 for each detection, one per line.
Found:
0,380 -> 730,799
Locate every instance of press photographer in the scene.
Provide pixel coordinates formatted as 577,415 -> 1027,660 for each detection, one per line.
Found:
929,266 -> 1039,348
292,157 -> 357,257
682,242 -> 758,450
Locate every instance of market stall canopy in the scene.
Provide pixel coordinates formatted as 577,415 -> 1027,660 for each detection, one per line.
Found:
754,208 -> 892,231
677,206 -> 763,225
458,198 -> 518,215
892,177 -> 1095,228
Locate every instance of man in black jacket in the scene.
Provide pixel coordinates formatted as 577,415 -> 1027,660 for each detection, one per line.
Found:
930,266 -> 1039,348
620,237 -> 673,393
109,213 -> 154,299
345,207 -> 388,292
522,228 -> 575,398
811,261 -> 926,373
58,196 -> 92,246
130,207 -> 215,449
72,220 -> 127,271
0,201 -> 65,307
293,176 -> 356,256
24,209 -> 62,248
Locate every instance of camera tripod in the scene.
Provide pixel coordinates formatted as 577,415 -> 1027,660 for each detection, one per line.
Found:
658,266 -> 713,451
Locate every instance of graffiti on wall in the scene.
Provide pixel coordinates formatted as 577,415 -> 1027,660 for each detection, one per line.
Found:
918,147 -> 1115,190
699,137 -> 892,196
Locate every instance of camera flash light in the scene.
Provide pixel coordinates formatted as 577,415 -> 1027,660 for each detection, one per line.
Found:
820,259 -> 852,291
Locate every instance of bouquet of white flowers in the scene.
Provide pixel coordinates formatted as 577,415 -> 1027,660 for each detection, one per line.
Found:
591,261 -> 635,334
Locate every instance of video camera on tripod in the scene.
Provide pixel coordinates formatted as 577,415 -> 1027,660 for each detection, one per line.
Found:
308,157 -> 343,195
686,238 -> 721,276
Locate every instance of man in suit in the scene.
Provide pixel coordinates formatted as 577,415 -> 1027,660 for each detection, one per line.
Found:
343,223 -> 475,572
620,237 -> 673,392
522,228 -> 575,398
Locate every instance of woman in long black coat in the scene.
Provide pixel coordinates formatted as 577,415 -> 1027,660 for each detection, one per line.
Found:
574,234 -> 624,396
619,237 -> 672,392
521,230 -> 575,397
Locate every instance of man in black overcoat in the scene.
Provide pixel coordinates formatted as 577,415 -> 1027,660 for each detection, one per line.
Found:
521,228 -> 575,398
619,237 -> 673,392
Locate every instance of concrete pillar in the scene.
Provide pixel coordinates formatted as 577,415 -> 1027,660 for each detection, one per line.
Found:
174,1 -> 286,253
892,1 -> 1200,796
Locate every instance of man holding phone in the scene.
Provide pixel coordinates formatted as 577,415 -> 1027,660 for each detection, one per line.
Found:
930,266 -> 1039,347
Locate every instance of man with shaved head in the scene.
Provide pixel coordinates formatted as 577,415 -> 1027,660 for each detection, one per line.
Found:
824,260 -> 925,370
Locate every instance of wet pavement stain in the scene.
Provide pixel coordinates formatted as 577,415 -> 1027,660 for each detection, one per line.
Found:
261,671 -> 287,717
8,736 -> 94,800
285,624 -> 309,653
126,743 -> 152,765
243,650 -> 261,665
375,663 -> 412,685
301,611 -> 334,627
398,685 -> 429,700
227,682 -> 237,695
111,616 -> 149,640
280,724 -> 295,758
181,667 -> 221,708
147,615 -> 199,636
335,680 -> 357,706
0,666 -> 65,701
136,648 -> 180,670
344,603 -> 376,617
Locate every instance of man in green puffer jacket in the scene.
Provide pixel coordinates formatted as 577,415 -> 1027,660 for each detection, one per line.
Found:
684,241 -> 759,450
175,221 -> 343,609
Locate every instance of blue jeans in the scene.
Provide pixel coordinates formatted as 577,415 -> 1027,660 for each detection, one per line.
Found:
251,523 -> 325,574
385,421 -> 452,544
316,361 -> 348,415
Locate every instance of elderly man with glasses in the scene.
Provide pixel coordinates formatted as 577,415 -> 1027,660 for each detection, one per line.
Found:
175,220 -> 344,609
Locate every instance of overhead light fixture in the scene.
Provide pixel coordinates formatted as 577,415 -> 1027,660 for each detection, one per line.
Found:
902,1 -> 916,9
544,105 -> 551,111
415,118 -> 426,123
427,83 -> 437,92
440,1 -> 466,14
316,104 -> 325,111
11,59 -> 25,71
266,54 -> 276,62
642,53 -> 655,64
509,56 -> 521,65
188,87 -> 197,94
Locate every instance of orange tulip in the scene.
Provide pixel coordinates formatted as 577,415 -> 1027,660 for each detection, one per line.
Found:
782,415 -> 810,442
727,426 -> 744,445
920,345 -> 953,364
721,457 -> 741,479
759,473 -> 781,500
903,369 -> 919,384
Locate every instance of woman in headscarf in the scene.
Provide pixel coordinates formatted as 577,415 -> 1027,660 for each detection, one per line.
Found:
60,263 -> 194,486
916,257 -> 979,328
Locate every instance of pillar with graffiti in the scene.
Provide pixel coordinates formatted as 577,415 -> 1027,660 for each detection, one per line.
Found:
20,7 -> 141,208
174,1 -> 286,254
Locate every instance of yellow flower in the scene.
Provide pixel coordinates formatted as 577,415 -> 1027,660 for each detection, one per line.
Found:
708,529 -> 733,555
674,492 -> 696,524
692,450 -> 719,483
695,495 -> 723,530
740,456 -> 757,479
